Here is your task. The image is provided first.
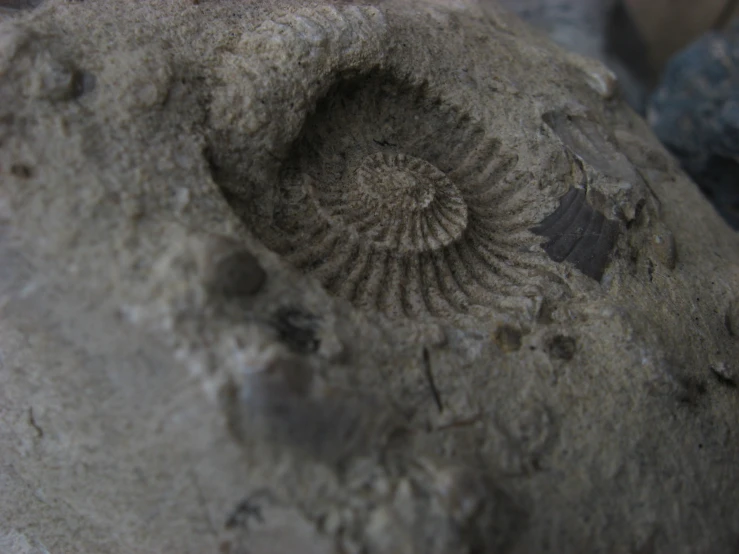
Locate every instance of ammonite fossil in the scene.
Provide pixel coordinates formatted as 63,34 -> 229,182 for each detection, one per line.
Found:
234,74 -> 573,322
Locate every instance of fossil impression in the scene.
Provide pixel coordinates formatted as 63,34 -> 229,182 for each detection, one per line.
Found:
232,74 -> 577,323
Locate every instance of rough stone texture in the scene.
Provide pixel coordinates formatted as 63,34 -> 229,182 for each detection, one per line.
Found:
1,1 -> 739,553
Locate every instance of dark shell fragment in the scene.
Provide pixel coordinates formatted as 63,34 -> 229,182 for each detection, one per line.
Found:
532,188 -> 620,281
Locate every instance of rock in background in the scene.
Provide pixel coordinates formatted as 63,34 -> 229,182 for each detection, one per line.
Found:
497,0 -> 651,112
648,20 -> 739,229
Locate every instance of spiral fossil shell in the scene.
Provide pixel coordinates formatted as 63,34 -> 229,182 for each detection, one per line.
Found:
236,74 -> 570,321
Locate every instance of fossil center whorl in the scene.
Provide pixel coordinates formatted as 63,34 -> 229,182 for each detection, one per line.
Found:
356,153 -> 435,209
310,152 -> 468,254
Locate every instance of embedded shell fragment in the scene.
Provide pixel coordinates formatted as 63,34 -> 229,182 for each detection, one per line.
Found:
1,1 -> 739,554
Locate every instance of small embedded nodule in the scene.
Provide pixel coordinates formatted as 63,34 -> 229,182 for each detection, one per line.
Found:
198,236 -> 266,297
546,334 -> 577,361
493,325 -> 522,353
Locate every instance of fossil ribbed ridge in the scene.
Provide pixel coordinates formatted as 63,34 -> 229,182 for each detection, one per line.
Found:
237,75 -> 571,321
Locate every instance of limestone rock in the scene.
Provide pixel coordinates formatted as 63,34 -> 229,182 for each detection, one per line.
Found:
1,1 -> 739,553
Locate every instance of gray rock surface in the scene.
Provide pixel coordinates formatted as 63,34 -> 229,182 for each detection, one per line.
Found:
1,1 -> 739,553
